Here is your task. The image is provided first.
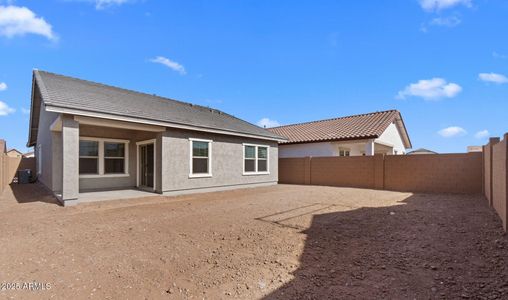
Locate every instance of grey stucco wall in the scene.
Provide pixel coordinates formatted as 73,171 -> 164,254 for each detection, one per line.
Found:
160,128 -> 278,193
78,126 -> 278,193
38,113 -> 278,195
62,115 -> 79,200
35,89 -> 60,191
78,125 -> 156,192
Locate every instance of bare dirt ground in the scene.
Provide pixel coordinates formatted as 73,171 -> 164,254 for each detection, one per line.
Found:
0,183 -> 507,299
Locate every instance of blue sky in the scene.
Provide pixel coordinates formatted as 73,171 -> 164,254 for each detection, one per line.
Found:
0,0 -> 507,153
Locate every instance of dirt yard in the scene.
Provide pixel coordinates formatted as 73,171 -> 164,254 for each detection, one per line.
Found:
0,184 -> 507,299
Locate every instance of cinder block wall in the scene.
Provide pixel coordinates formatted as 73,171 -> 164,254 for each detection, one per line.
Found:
310,156 -> 377,189
491,135 -> 507,230
0,156 -> 35,195
384,153 -> 483,194
279,153 -> 483,194
278,158 -> 307,185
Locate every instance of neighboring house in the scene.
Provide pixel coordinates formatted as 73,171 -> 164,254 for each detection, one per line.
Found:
407,148 -> 438,155
6,149 -> 23,158
467,146 -> 482,153
23,151 -> 35,158
268,110 -> 411,158
27,70 -> 285,206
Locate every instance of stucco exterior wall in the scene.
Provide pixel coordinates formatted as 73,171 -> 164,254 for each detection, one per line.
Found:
279,140 -> 368,158
160,128 -> 278,193
78,125 -> 156,192
376,123 -> 407,154
35,100 -> 60,190
36,113 -> 279,199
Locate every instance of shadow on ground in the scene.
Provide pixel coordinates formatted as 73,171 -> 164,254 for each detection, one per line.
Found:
264,193 -> 508,299
7,182 -> 60,205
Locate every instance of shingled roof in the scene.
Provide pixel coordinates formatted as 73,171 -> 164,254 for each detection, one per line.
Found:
29,70 -> 285,145
267,110 -> 412,148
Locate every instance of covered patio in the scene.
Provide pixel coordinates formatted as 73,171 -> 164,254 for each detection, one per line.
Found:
50,115 -> 166,205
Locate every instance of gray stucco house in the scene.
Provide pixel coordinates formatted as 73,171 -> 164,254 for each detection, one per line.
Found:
27,70 -> 285,206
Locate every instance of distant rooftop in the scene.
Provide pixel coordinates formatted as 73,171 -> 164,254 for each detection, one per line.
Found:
267,110 -> 411,148
407,148 -> 437,155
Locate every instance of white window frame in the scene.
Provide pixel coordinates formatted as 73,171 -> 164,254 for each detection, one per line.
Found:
189,138 -> 213,178
243,143 -> 270,175
79,137 -> 130,178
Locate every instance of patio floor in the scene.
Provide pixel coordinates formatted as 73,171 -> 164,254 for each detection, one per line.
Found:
78,188 -> 159,203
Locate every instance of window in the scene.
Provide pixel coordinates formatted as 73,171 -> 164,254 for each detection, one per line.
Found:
244,145 -> 256,172
243,144 -> 269,175
79,140 -> 99,174
104,142 -> 125,174
190,139 -> 212,177
339,148 -> 350,157
79,138 -> 129,177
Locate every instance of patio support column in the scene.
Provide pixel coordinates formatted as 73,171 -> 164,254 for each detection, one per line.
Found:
157,131 -> 171,194
61,115 -> 80,206
365,140 -> 375,156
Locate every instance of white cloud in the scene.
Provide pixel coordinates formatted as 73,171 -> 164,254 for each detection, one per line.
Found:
150,56 -> 186,75
0,82 -> 6,91
64,0 -> 133,10
0,100 -> 15,116
396,78 -> 462,100
438,126 -> 467,138
0,5 -> 57,40
257,118 -> 280,128
474,130 -> 490,139
493,51 -> 507,59
478,72 -> 508,84
430,16 -> 461,27
21,107 -> 30,114
95,0 -> 129,10
419,0 -> 472,12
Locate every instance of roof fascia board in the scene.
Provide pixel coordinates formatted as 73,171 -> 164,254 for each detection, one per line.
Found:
45,105 -> 285,142
74,116 -> 166,132
26,72 -> 36,147
280,135 -> 379,145
393,117 -> 412,149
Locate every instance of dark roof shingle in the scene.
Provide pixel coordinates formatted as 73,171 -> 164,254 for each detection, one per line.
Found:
267,110 -> 411,148
33,70 -> 285,141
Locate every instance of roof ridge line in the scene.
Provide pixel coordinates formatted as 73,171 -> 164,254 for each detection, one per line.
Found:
35,69 -> 236,117
269,109 -> 399,129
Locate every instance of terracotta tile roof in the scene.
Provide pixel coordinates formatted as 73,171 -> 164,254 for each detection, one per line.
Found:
267,110 -> 412,148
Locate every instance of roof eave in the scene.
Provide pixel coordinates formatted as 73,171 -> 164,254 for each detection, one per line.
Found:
279,135 -> 379,145
44,104 -> 286,143
393,112 -> 412,149
26,71 -> 38,148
